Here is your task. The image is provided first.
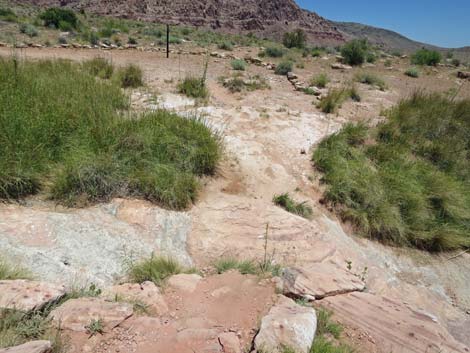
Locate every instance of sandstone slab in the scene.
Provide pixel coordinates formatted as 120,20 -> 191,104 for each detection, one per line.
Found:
101,281 -> 168,315
254,296 -> 317,353
282,262 -> 365,300
167,274 -> 202,293
49,297 -> 133,332
322,292 -> 469,353
218,332 -> 242,353
0,280 -> 66,311
0,341 -> 52,353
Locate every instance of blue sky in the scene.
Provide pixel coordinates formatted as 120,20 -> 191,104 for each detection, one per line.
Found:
296,0 -> 470,48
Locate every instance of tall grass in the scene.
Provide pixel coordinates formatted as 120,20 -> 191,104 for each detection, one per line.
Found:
273,193 -> 313,219
313,93 -> 470,251
0,57 -> 221,209
0,258 -> 31,280
354,72 -> 386,91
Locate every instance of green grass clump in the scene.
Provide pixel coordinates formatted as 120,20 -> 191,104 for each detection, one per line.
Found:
19,23 -> 38,37
82,57 -> 114,79
310,337 -> 354,353
405,67 -> 420,78
0,258 -> 31,280
214,258 -> 258,275
128,256 -> 195,286
313,93 -> 470,251
354,72 -> 386,91
0,8 -> 17,22
262,46 -> 285,58
340,39 -> 368,66
178,77 -> 209,99
317,88 -> 354,113
310,73 -> 329,88
0,58 -> 220,209
39,7 -> 78,30
273,193 -> 313,219
116,64 -> 143,88
231,59 -> 246,71
411,48 -> 442,66
316,308 -> 343,339
275,61 -> 293,75
218,41 -> 234,51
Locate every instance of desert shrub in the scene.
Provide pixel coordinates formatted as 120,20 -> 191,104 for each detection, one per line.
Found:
83,57 -> 114,79
451,58 -> 461,67
392,50 -> 402,57
0,58 -> 220,209
384,59 -> 392,67
318,88 -> 351,113
405,67 -> 419,78
340,39 -> 368,66
128,256 -> 184,286
128,36 -> 138,45
0,8 -> 17,22
58,36 -> 67,45
311,48 -> 323,57
221,74 -> 269,93
0,258 -> 31,280
39,7 -> 78,30
263,46 -> 285,58
231,59 -> 246,71
354,72 -> 386,90
19,23 -> 38,37
218,41 -> 233,51
178,77 -> 209,98
275,61 -> 293,75
273,193 -> 313,219
366,52 -> 377,63
310,73 -> 329,88
214,258 -> 258,275
283,29 -> 307,49
222,77 -> 244,93
85,30 -> 99,45
411,48 -> 442,66
313,93 -> 470,251
116,64 -> 143,88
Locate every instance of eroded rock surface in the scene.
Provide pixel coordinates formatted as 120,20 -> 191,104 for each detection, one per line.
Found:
167,274 -> 202,293
0,280 -> 65,311
0,341 -> 52,353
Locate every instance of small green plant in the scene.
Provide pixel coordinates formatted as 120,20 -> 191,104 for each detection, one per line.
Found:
275,61 -> 293,75
340,39 -> 368,66
0,258 -> 31,280
262,46 -> 285,58
85,319 -> 104,337
411,48 -> 442,66
311,49 -> 323,57
39,7 -> 78,30
354,72 -> 386,91
451,58 -> 461,67
273,193 -> 313,219
310,337 -> 354,353
231,59 -> 246,71
128,37 -> 138,45
178,76 -> 209,98
116,64 -> 143,88
316,308 -> 343,339
214,258 -> 258,275
83,57 -> 114,79
318,88 -> 352,113
20,23 -> 39,37
384,59 -> 392,67
218,41 -> 233,51
128,256 -> 184,286
366,52 -> 377,63
310,73 -> 329,88
405,67 -> 419,78
283,29 -> 307,49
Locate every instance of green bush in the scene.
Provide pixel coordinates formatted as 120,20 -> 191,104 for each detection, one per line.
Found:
218,41 -> 233,51
19,23 -> 38,37
262,46 -> 285,58
83,57 -> 114,79
273,193 -> 313,219
451,58 -> 461,67
340,39 -> 368,66
283,29 -> 307,49
411,48 -> 442,66
0,8 -> 17,22
405,67 -> 419,78
318,88 -> 351,113
313,93 -> 470,251
39,7 -> 78,30
354,72 -> 386,91
275,61 -> 293,75
0,58 -> 220,209
178,77 -> 209,99
231,59 -> 246,71
116,64 -> 143,88
310,73 -> 329,88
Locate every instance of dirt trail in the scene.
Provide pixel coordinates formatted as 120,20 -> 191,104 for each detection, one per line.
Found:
1,47 -> 469,351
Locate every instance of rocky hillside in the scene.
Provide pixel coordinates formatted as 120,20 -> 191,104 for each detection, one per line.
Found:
19,0 -> 344,44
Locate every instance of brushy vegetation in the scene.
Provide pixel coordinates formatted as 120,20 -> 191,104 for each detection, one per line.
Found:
230,59 -> 246,71
178,76 -> 209,99
405,67 -> 420,78
261,46 -> 285,58
0,58 -> 220,209
214,257 -> 281,277
0,258 -> 31,281
275,61 -> 294,75
220,74 -> 269,93
39,7 -> 78,31
354,72 -> 386,91
218,41 -> 233,51
313,93 -> 470,251
0,7 -> 17,22
318,87 -> 358,113
310,73 -> 329,88
411,48 -> 442,66
82,57 -> 114,79
282,29 -> 307,49
273,193 -> 313,219
340,39 -> 369,66
116,64 -> 143,88
128,255 -> 194,286
19,23 -> 38,37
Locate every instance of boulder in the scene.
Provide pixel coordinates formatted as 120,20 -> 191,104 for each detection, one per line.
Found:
167,274 -> 202,293
282,262 -> 364,300
0,280 -> 66,311
254,296 -> 316,353
101,281 -> 168,315
457,71 -> 470,80
0,341 -> 52,353
331,63 -> 352,70
218,332 -> 242,353
49,297 -> 133,332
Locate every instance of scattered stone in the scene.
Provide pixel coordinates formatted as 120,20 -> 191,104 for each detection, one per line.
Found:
101,281 -> 168,315
254,296 -> 316,353
167,274 -> 202,293
49,297 -> 133,332
331,63 -> 352,70
244,56 -> 263,65
0,280 -> 66,312
218,332 -> 242,353
457,71 -> 470,80
0,341 -> 52,353
281,262 -> 364,300
287,72 -> 298,81
307,86 -> 322,96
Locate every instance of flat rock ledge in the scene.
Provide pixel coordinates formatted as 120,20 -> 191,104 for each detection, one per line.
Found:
254,295 -> 317,353
0,280 -> 66,311
0,340 -> 52,353
281,262 -> 365,300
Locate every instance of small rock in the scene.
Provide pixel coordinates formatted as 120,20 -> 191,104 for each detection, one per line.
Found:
287,72 -> 298,81
218,332 -> 242,353
331,63 -> 352,70
254,296 -> 317,353
167,274 -> 202,293
0,280 -> 66,312
0,340 -> 52,353
457,71 -> 470,80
